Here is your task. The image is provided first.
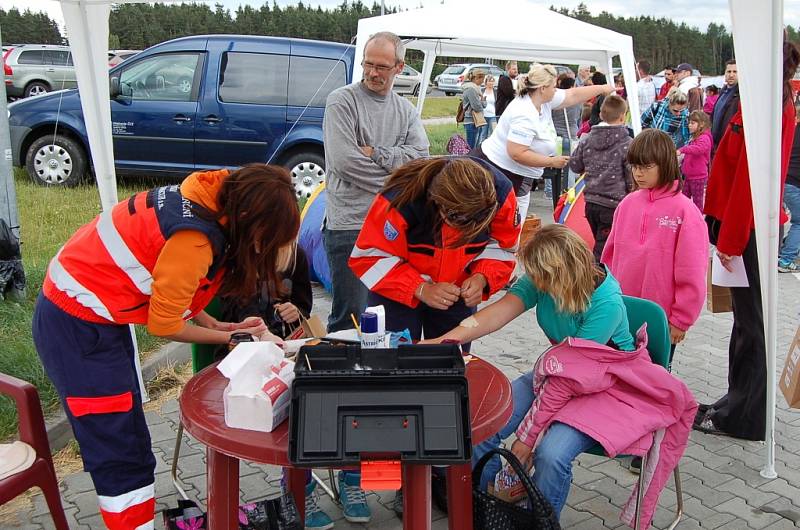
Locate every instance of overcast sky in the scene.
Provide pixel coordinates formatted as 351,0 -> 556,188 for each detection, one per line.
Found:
9,0 -> 800,36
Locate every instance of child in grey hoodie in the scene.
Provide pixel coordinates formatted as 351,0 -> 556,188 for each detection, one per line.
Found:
569,94 -> 633,261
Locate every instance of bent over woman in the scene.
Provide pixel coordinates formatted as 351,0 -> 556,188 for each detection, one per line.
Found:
349,157 -> 521,346
32,165 -> 300,529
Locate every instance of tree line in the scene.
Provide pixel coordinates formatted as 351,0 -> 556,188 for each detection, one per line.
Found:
3,2 -> 800,75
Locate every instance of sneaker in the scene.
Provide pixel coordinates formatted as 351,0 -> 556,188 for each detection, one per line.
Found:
305,481 -> 334,530
778,260 -> 799,273
628,456 -> 642,475
337,472 -> 371,523
392,489 -> 403,518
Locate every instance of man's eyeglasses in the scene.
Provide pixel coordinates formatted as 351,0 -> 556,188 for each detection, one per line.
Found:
362,60 -> 397,74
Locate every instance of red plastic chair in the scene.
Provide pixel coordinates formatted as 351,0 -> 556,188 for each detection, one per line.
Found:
0,372 -> 69,529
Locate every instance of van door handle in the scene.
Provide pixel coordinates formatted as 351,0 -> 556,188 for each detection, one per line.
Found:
203,115 -> 222,124
46,68 -> 56,72
172,114 -> 192,123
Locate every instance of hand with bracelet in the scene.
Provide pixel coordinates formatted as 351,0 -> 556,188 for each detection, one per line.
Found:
415,280 -> 461,310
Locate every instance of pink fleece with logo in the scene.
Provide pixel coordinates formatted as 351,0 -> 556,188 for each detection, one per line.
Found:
601,183 -> 709,331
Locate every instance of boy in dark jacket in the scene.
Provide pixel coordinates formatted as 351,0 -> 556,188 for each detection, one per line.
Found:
569,94 -> 633,261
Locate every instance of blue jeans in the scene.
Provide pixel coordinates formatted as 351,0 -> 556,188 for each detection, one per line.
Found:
779,182 -> 800,263
464,123 -> 478,149
472,371 -> 596,517
475,118 -> 496,145
322,228 -> 368,332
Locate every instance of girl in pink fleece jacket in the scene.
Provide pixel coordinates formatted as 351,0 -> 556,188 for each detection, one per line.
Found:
677,110 -> 713,210
602,129 -> 709,357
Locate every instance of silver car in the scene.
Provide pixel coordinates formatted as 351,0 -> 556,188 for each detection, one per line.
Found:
436,63 -> 505,96
392,64 -> 426,96
3,44 -> 77,98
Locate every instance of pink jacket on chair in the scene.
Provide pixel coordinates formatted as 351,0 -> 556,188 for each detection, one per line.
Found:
516,327 -> 697,529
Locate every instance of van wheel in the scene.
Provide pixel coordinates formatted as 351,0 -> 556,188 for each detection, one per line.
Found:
283,151 -> 325,199
25,135 -> 87,187
445,91 -> 454,96
24,81 -> 51,98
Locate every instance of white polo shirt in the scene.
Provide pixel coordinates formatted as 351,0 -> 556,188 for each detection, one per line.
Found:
481,89 -> 566,180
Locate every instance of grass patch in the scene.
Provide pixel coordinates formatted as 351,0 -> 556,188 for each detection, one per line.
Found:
425,123 -> 462,156
408,96 -> 460,119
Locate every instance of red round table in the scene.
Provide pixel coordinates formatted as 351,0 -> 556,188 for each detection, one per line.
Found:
179,356 -> 512,530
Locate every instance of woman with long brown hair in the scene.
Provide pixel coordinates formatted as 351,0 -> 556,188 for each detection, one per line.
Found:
349,157 -> 521,346
31,164 -> 300,530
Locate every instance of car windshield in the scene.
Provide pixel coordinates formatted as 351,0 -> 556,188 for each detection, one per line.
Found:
442,66 -> 465,75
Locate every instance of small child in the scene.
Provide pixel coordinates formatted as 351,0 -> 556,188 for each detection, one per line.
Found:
569,94 -> 633,261
677,110 -> 713,210
602,129 -> 708,358
703,85 -> 720,115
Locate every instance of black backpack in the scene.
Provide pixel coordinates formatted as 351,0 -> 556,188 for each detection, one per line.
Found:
0,219 -> 20,260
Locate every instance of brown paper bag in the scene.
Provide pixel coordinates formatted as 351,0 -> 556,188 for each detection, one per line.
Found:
287,314 -> 327,340
519,214 -> 541,250
706,259 -> 732,313
779,324 -> 800,409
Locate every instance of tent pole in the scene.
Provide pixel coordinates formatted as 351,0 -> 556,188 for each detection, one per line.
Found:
417,50 -> 436,115
760,0 -> 783,480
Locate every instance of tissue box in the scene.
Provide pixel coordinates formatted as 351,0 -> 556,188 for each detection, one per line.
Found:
217,342 -> 295,432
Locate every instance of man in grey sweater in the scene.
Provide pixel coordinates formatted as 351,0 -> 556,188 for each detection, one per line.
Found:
323,31 -> 429,335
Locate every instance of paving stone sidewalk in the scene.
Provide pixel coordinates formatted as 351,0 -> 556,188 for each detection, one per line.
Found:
9,190 -> 800,529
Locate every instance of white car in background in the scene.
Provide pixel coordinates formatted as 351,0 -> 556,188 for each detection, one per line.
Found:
392,64 -> 430,96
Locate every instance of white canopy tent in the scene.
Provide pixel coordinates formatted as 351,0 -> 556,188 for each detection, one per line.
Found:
52,0 -> 786,478
353,0 -> 643,134
728,0 -> 785,479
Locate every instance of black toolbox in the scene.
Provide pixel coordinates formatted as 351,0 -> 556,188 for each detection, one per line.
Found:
288,343 -> 472,466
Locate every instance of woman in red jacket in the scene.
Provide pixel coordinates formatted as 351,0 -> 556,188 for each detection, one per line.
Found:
695,39 -> 800,440
349,157 -> 521,346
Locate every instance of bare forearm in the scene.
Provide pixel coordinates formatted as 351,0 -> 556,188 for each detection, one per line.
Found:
159,322 -> 231,345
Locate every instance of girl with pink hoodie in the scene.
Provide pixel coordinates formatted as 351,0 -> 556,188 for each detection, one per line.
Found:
677,110 -> 713,210
602,129 -> 709,356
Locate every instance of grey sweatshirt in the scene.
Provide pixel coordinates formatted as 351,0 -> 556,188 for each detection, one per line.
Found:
568,124 -> 633,209
323,82 -> 429,230
461,81 -> 486,125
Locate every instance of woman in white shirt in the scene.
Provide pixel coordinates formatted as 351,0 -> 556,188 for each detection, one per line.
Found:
476,75 -> 498,146
472,64 -> 615,218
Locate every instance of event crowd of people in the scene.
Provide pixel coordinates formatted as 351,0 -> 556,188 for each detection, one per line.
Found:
30,28 -> 800,530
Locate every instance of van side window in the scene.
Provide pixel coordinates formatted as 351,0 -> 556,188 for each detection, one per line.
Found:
288,56 -> 347,107
43,50 -> 71,66
119,53 -> 200,102
219,52 -> 289,105
18,50 -> 44,65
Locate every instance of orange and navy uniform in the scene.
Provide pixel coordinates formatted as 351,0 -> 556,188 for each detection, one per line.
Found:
33,170 -> 230,530
349,158 -> 521,307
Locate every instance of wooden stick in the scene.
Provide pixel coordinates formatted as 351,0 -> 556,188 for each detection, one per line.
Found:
350,313 -> 362,338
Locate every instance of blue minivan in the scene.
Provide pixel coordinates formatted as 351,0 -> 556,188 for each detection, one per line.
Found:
8,35 -> 355,190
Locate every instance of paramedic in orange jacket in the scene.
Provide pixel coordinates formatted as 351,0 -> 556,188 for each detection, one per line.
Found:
349,157 -> 521,350
32,165 -> 300,530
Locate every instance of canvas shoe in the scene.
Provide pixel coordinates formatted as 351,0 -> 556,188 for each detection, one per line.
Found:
778,260 -> 799,273
305,481 -> 334,530
337,472 -> 371,523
